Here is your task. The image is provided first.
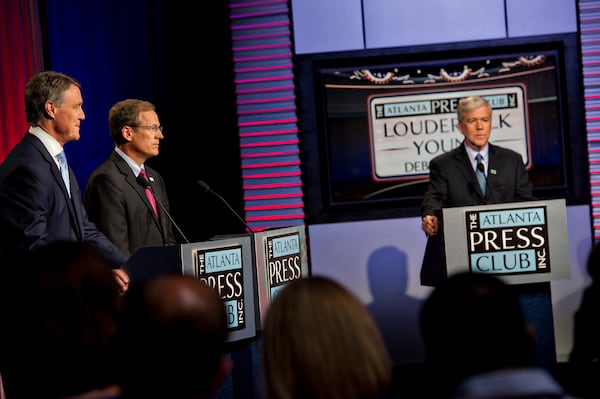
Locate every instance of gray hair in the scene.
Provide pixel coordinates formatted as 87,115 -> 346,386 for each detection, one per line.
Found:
457,96 -> 491,123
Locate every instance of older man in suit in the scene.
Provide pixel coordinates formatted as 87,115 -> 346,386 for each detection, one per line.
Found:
418,96 -> 558,371
419,95 -> 536,286
84,99 -> 178,256
0,71 -> 130,399
0,71 -> 129,288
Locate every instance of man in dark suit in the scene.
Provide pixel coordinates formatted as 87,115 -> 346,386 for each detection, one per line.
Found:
0,70 -> 130,399
84,99 -> 177,256
420,95 -> 536,286
0,71 -> 130,290
418,96 -> 557,370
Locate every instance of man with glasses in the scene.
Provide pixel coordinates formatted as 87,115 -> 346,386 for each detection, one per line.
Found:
84,99 -> 177,256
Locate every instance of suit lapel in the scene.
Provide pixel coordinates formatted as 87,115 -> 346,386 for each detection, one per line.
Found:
27,135 -> 83,240
112,153 -> 164,232
30,135 -> 72,201
486,144 -> 499,201
68,174 -> 85,240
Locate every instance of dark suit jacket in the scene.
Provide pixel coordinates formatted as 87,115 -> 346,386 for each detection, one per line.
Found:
0,133 -> 128,268
83,151 -> 177,256
420,142 -> 536,286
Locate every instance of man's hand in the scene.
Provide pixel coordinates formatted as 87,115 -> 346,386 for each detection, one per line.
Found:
421,215 -> 439,237
113,268 -> 130,293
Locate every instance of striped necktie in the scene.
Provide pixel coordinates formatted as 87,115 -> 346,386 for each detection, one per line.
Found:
475,153 -> 486,194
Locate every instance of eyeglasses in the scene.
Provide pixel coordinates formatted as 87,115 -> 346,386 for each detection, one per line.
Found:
130,125 -> 164,134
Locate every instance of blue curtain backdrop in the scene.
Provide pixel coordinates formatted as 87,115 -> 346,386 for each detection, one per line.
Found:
43,0 -> 168,191
42,3 -> 257,397
42,0 -> 244,243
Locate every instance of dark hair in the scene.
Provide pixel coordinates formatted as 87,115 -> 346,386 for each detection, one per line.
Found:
261,276 -> 392,399
117,274 -> 228,399
108,98 -> 155,145
25,71 -> 81,126
23,241 -> 121,398
420,272 -> 536,389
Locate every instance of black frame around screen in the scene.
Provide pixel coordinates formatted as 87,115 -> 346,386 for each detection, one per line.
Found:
295,33 -> 589,224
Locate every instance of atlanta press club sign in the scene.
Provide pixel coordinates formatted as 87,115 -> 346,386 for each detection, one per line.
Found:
443,199 -> 570,284
466,205 -> 549,275
367,84 -> 532,182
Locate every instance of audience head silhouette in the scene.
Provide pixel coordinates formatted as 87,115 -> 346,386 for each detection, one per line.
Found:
15,241 -> 122,399
585,239 -> 600,283
420,271 -> 537,396
116,274 -> 231,399
567,240 -> 600,398
260,275 -> 392,399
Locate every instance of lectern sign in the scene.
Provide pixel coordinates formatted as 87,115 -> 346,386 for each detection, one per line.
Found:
194,245 -> 246,330
255,226 -> 310,327
443,199 -> 570,285
466,206 -> 549,275
268,233 -> 303,297
181,235 -> 257,342
367,85 -> 531,181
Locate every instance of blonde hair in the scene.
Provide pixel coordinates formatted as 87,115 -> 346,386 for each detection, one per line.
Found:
261,276 -> 392,399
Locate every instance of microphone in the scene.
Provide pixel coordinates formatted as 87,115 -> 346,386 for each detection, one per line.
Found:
197,180 -> 254,234
136,174 -> 190,243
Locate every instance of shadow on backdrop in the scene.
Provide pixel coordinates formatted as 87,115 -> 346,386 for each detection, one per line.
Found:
366,246 -> 425,365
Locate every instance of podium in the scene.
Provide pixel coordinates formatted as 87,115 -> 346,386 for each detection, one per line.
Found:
123,225 -> 311,342
123,234 -> 257,343
421,199 -> 570,367
421,199 -> 570,286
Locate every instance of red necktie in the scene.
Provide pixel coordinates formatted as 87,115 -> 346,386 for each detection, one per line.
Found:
139,169 -> 158,217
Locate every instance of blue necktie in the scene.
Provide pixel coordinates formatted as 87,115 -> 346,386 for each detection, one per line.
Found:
475,153 -> 486,194
57,150 -> 71,197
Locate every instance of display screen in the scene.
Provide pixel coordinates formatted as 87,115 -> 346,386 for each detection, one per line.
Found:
296,35 -> 587,223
